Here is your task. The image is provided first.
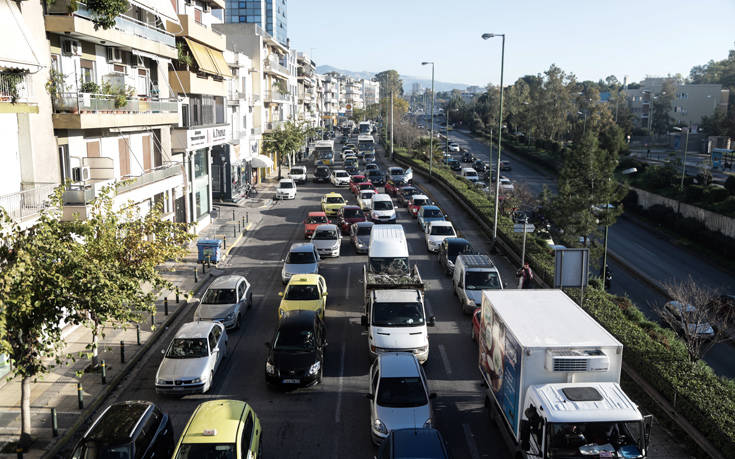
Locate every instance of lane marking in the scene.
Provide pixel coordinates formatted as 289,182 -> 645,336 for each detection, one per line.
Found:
462,423 -> 481,459
438,344 -> 452,375
345,266 -> 351,300
334,341 -> 346,423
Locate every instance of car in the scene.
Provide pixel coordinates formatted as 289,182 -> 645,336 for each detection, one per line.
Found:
364,152 -> 376,164
313,165 -> 330,183
321,192 -> 346,217
460,167 -> 480,183
472,308 -> 481,341
448,142 -> 460,152
265,310 -> 326,387
288,166 -> 307,184
343,149 -> 356,158
384,177 -> 408,196
303,211 -> 329,239
172,400 -> 261,458
310,223 -> 342,257
438,237 -> 473,276
364,163 -> 380,174
417,205 -> 445,231
337,205 -> 366,234
155,321 -> 228,396
344,143 -> 356,151
473,160 -> 487,173
193,275 -> 252,329
355,181 -> 376,196
345,165 -> 360,176
461,152 -> 474,163
447,158 -> 461,171
282,243 -> 320,284
663,300 -> 715,338
330,169 -> 351,187
424,221 -> 457,252
499,176 -> 514,192
368,352 -> 435,445
358,189 -> 377,211
387,167 -> 406,183
350,175 -> 367,194
278,274 -> 328,319
351,221 -> 374,254
366,169 -> 385,186
396,186 -> 419,207
442,155 -> 453,165
499,159 -> 512,171
370,193 -> 397,224
275,179 -> 297,200
70,401 -> 175,459
511,210 -> 530,224
408,194 -> 431,217
376,428 -> 450,459
344,156 -> 359,170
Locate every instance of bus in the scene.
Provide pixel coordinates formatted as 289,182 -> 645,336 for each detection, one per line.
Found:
313,140 -> 335,166
359,121 -> 371,135
357,135 -> 375,156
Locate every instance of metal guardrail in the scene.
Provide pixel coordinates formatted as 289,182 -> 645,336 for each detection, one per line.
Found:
117,162 -> 183,194
53,93 -> 178,114
0,183 -> 57,223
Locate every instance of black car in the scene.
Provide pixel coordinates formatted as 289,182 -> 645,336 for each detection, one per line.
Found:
461,152 -> 474,163
448,159 -> 461,171
473,160 -> 488,173
438,237 -> 474,276
265,310 -> 326,387
366,169 -> 385,186
377,428 -> 449,459
397,186 -> 419,206
70,401 -> 174,459
345,165 -> 360,175
313,165 -> 330,183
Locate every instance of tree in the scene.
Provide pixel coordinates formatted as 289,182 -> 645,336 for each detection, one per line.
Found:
657,277 -> 735,362
262,121 -> 308,179
86,0 -> 129,30
375,70 -> 403,99
651,79 -> 676,134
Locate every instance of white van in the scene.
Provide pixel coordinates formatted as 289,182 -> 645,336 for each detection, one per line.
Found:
453,254 -> 503,313
460,167 -> 479,182
368,224 -> 408,275
370,193 -> 397,224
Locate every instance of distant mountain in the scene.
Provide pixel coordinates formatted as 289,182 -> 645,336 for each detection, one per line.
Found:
316,65 -> 469,94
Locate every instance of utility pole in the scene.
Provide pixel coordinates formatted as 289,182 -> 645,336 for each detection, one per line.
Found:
390,90 -> 394,160
429,64 -> 435,177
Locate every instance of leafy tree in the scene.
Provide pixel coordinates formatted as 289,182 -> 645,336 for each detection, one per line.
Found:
262,121 -> 308,178
375,70 -> 403,99
651,79 -> 676,134
86,0 -> 129,30
536,65 -> 576,141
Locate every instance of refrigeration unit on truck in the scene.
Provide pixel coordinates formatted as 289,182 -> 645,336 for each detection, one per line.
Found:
478,289 -> 652,459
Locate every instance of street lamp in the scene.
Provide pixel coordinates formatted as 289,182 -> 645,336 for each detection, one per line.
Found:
481,32 -> 506,242
672,125 -> 690,191
601,167 -> 637,288
421,61 -> 435,178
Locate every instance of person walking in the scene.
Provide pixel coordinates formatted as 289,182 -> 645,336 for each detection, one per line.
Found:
516,262 -> 533,289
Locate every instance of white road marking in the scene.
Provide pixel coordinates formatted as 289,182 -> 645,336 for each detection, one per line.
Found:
462,423 -> 482,459
345,266 -> 351,300
334,341 -> 346,423
439,344 -> 453,375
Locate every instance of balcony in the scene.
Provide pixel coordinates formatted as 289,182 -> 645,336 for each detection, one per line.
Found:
264,56 -> 289,79
170,14 -> 226,51
227,88 -> 240,104
0,183 -> 58,224
264,90 -> 290,104
0,73 -> 38,113
265,120 -> 284,132
52,92 -> 179,129
251,127 -> 262,136
45,1 -> 176,59
169,70 -> 226,96
116,162 -> 183,194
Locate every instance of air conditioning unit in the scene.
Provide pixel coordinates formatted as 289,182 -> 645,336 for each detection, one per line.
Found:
106,47 -> 123,63
545,349 -> 610,373
62,39 -> 82,56
72,166 -> 91,182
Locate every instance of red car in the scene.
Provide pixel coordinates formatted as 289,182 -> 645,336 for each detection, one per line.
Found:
408,194 -> 432,218
336,205 -> 366,234
472,308 -> 481,341
384,178 -> 408,196
355,182 -> 376,196
350,175 -> 367,194
303,211 -> 329,238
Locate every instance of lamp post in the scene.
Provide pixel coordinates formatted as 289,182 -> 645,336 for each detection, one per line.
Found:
421,61 -> 435,178
481,32 -> 505,241
673,125 -> 690,191
390,90 -> 394,160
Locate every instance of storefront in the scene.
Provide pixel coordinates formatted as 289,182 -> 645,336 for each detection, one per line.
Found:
212,144 -> 251,202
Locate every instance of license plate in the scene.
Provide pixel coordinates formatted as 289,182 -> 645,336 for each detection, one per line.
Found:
282,378 -> 300,384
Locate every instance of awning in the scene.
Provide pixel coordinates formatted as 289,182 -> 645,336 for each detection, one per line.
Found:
251,154 -> 274,168
0,0 -> 42,71
209,49 -> 232,78
184,38 -> 218,76
130,0 -> 180,26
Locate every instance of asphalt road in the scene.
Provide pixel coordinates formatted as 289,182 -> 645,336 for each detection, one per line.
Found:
445,129 -> 735,378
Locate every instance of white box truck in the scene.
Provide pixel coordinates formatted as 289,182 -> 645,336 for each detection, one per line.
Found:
479,290 -> 652,458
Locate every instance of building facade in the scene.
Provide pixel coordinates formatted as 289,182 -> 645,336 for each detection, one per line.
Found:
224,0 -> 287,47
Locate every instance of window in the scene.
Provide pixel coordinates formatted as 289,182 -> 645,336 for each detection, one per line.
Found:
194,150 -> 208,178
240,413 -> 254,455
195,184 -> 209,218
212,325 -> 222,344
80,59 -> 95,86
208,330 -> 217,351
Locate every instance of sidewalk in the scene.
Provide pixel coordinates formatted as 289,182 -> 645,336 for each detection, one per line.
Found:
0,190 -> 275,458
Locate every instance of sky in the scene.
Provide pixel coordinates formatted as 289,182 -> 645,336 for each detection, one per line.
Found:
288,0 -> 735,87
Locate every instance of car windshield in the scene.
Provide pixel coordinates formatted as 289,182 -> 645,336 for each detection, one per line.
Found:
372,302 -> 424,327
307,215 -> 328,224
313,230 -> 337,240
447,243 -> 472,261
430,225 -> 455,236
280,182 -> 294,189
71,443 -> 132,459
351,176 -> 363,183
422,208 -> 442,218
285,284 -> 320,300
547,421 -> 643,456
465,171 -> 478,177
289,168 -> 303,175
174,443 -> 235,459
390,168 -> 403,175
357,225 -> 372,236
412,199 -> 429,207
369,257 -> 409,275
288,251 -> 316,264
326,197 -> 344,204
400,188 -> 416,196
359,184 -> 373,190
316,167 -> 329,175
373,201 -> 393,211
360,192 -> 375,200
201,288 -> 237,304
166,338 -> 208,359
377,377 -> 428,408
344,208 -> 363,219
336,172 -> 348,177
274,328 -> 315,352
465,271 -> 501,290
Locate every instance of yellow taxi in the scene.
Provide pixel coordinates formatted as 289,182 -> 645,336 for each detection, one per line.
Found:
321,192 -> 346,217
172,399 -> 262,459
278,274 -> 328,320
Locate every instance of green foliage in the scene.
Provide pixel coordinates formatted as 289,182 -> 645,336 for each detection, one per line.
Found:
45,69 -> 67,102
651,79 -> 676,134
0,69 -> 28,104
86,0 -> 129,30
262,121 -> 309,178
176,41 -> 193,69
79,81 -> 99,94
274,79 -> 288,95
374,70 -> 403,99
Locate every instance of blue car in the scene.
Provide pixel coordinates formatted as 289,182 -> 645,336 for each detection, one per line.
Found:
417,205 -> 445,231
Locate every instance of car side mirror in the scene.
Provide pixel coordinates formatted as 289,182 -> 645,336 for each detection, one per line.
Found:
428,316 -> 436,327
361,315 -> 368,327
213,347 -> 219,353
161,348 -> 166,354
429,392 -> 437,400
322,292 -> 328,298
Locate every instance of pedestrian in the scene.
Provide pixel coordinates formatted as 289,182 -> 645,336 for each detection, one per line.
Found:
516,262 -> 533,289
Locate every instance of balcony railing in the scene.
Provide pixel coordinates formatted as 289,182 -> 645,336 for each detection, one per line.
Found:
116,162 -> 182,194
53,92 -> 179,114
251,127 -> 262,136
0,72 -> 33,103
265,56 -> 289,75
0,183 -> 58,223
266,120 -> 284,131
264,90 -> 290,103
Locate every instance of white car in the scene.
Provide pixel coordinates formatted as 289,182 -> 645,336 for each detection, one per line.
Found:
330,169 -> 351,187
288,166 -> 307,184
448,142 -> 460,152
499,176 -> 514,192
192,275 -> 252,329
425,220 -> 457,252
358,189 -> 377,211
311,224 -> 342,257
276,179 -> 297,200
155,321 -> 227,395
370,193 -> 397,224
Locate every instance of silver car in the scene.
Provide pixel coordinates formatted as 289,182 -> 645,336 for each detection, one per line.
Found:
193,275 -> 252,329
311,224 -> 341,257
368,352 -> 435,445
282,243 -> 320,284
155,321 -> 227,396
351,221 -> 374,254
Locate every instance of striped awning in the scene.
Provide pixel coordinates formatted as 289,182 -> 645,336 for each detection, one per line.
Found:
184,38 -> 231,78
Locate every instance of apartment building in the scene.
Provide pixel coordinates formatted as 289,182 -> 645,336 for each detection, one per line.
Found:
224,0 -> 288,47
296,52 -> 318,127
362,79 -> 380,106
320,73 -> 339,128
0,0 -> 57,232
45,0 -> 183,223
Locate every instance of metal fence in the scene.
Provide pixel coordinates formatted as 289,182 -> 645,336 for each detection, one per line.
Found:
0,183 -> 58,223
54,93 -> 178,114
117,163 -> 183,194
263,90 -> 289,103
0,72 -> 32,102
